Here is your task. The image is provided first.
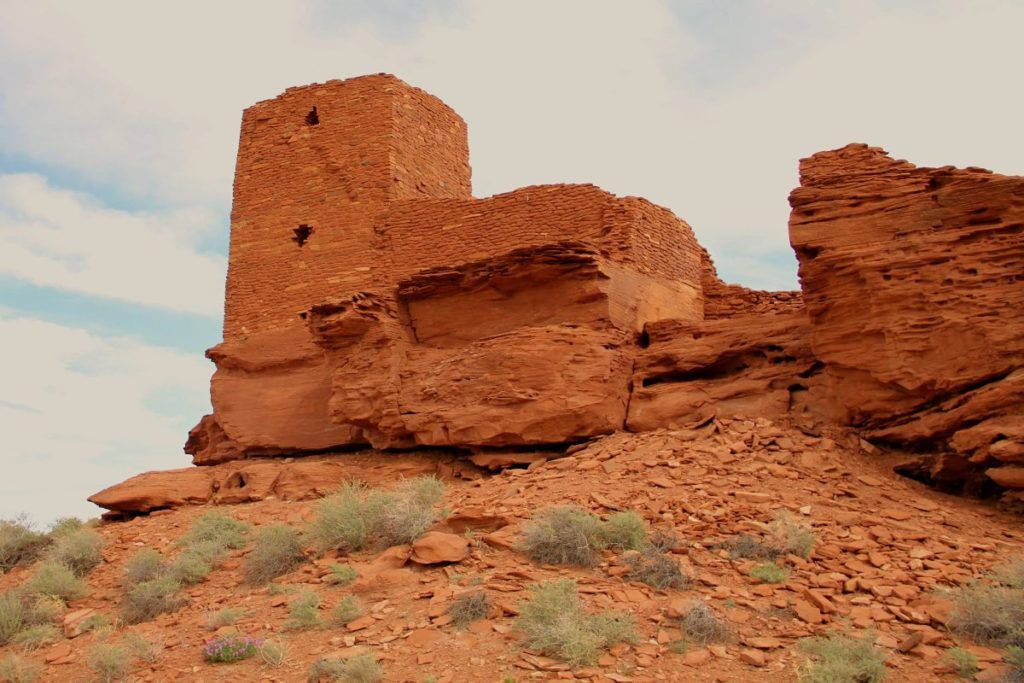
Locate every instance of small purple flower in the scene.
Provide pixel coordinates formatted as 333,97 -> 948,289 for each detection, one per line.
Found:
203,634 -> 264,663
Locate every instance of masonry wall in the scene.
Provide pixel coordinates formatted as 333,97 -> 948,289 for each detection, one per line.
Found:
223,75 -> 471,339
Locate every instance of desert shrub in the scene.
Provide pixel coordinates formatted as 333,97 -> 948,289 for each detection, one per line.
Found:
243,525 -> 305,585
0,518 -> 49,573
123,548 -> 164,587
449,591 -> 490,628
122,576 -> 184,624
944,647 -> 979,678
325,564 -> 358,585
0,654 -> 42,683
307,653 -> 383,682
285,590 -> 323,630
48,517 -> 88,538
203,634 -> 263,663
80,613 -> 112,634
330,595 -> 363,626
259,638 -> 289,667
515,579 -> 637,667
677,600 -> 731,645
47,527 -> 104,576
769,511 -> 815,559
179,512 -> 248,551
649,527 -> 679,553
308,478 -> 445,555
600,511 -> 647,551
206,606 -> 246,630
950,584 -> 1024,648
0,592 -> 27,646
11,623 -> 60,650
750,561 -> 789,584
122,633 -> 161,664
797,631 -> 887,683
991,557 -> 1024,589
26,561 -> 86,601
624,547 -> 688,590
1006,646 -> 1024,682
165,544 -> 217,586
87,643 -> 133,683
519,507 -> 606,567
725,534 -> 781,560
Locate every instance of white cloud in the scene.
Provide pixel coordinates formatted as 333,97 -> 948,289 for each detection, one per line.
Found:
1,1 -> 1021,290
0,174 -> 226,315
0,314 -> 212,523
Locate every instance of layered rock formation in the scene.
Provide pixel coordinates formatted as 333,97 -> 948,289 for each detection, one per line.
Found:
88,76 -> 1024,514
789,144 -> 1024,493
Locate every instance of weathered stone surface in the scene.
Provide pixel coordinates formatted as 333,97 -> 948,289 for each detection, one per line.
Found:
409,532 -> 470,565
790,143 -> 1024,489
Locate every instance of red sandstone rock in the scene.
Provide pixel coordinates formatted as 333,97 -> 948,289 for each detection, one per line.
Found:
409,532 -> 469,565
790,143 -> 1024,490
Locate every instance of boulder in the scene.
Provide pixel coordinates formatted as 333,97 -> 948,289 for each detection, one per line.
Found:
409,532 -> 470,565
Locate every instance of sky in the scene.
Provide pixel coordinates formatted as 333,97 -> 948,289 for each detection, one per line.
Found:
1,0 -> 1022,524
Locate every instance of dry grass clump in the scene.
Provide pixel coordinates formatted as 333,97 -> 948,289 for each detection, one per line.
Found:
307,652 -> 383,682
797,631 -> 887,683
206,606 -> 246,630
259,639 -> 289,667
243,525 -> 305,585
519,507 -> 607,567
449,591 -> 490,628
122,575 -> 184,624
307,477 -> 445,554
0,591 -> 63,646
179,512 -> 248,550
11,624 -> 60,650
285,590 -> 323,630
600,511 -> 647,551
46,527 -> 104,576
516,579 -> 637,668
624,547 -> 689,590
26,561 -> 87,601
0,654 -> 43,683
991,556 -> 1024,589
0,518 -> 49,574
677,600 -> 731,645
769,511 -> 815,559
750,561 -> 789,584
943,646 -> 979,679
88,642 -> 133,683
949,583 -> 1024,648
325,564 -> 358,585
330,595 -> 364,626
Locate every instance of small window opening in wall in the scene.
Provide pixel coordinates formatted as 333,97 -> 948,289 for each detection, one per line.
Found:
305,106 -> 319,125
293,224 -> 313,246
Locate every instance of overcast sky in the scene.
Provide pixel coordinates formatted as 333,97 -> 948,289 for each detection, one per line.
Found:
1,0 -> 1021,523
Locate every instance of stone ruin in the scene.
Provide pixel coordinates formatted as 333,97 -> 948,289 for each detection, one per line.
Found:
91,74 -> 1024,513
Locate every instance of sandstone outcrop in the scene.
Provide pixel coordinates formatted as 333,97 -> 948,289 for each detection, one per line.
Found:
790,143 -> 1024,493
88,76 -> 1024,514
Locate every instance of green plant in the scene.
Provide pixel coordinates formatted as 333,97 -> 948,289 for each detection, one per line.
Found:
769,511 -> 815,559
991,557 -> 1024,589
165,544 -> 217,586
46,528 -> 104,576
797,631 -> 887,683
180,512 -> 248,551
750,561 -> 789,584
944,646 -> 979,678
80,613 -> 112,634
307,653 -> 383,682
624,547 -> 688,590
206,606 -> 246,630
87,643 -> 133,683
725,534 -> 782,560
11,624 -> 60,650
122,633 -> 161,664
122,576 -> 185,623
26,561 -> 86,601
515,579 -> 637,667
123,548 -> 164,586
677,600 -> 731,645
330,595 -> 363,626
259,638 -> 289,667
325,564 -> 358,585
48,517 -> 88,538
1006,646 -> 1024,681
285,590 -> 323,630
668,639 -> 688,654
0,592 -> 26,646
0,654 -> 43,683
0,518 -> 49,573
600,511 -> 647,551
519,507 -> 606,567
203,634 -> 263,663
0,592 -> 62,647
950,584 -> 1024,648
243,525 -> 305,585
449,591 -> 490,628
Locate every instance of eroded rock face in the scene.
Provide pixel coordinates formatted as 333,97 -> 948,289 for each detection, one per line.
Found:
790,143 -> 1024,490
